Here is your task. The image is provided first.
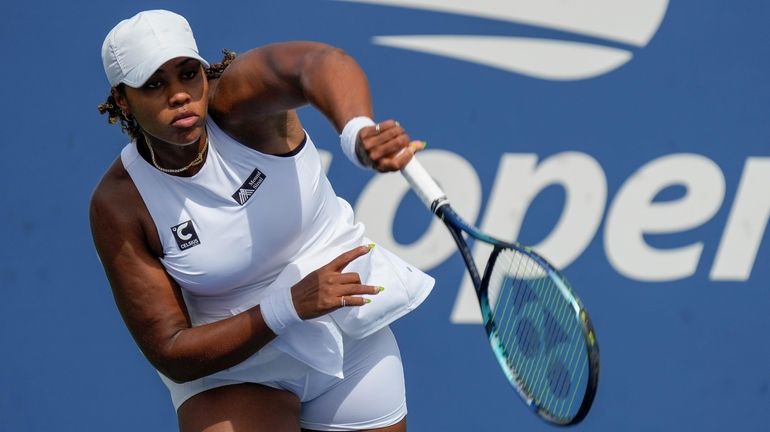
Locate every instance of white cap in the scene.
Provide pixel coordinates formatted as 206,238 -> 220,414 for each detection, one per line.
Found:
101,10 -> 210,88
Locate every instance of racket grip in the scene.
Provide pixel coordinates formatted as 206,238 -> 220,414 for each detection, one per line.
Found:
401,157 -> 449,213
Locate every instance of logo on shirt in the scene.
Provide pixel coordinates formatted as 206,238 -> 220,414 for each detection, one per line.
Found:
171,220 -> 201,250
232,168 -> 267,205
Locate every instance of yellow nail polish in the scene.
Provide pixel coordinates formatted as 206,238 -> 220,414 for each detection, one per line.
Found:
364,298 -> 372,304
378,286 -> 385,293
367,243 -> 376,250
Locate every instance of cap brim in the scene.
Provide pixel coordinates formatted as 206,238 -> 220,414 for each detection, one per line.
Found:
121,46 -> 210,88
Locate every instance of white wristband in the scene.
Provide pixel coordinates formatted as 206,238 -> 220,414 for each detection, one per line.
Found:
340,116 -> 375,169
261,287 -> 302,335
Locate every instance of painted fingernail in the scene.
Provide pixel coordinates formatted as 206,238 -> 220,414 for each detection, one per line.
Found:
367,243 -> 376,250
364,298 -> 372,304
377,286 -> 385,293
411,141 -> 427,152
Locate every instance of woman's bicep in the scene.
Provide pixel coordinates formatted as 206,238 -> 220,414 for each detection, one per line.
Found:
90,194 -> 191,369
209,42 -> 339,119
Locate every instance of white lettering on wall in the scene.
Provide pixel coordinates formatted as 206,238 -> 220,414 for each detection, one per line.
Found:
344,148 -> 766,324
710,157 -> 770,281
604,154 -> 725,281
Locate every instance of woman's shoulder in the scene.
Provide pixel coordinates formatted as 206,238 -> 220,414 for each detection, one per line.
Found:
90,157 -> 144,226
90,157 -> 163,255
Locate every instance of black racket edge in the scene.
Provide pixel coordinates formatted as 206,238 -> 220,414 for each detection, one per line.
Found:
437,205 -> 600,426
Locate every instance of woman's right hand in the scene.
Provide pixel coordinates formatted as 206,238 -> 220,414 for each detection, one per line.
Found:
356,120 -> 426,172
291,245 -> 382,320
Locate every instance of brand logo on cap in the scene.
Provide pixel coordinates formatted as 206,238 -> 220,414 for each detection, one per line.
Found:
171,220 -> 201,250
232,168 -> 267,205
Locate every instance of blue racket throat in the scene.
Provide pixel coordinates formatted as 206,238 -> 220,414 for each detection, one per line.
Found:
438,206 -> 506,246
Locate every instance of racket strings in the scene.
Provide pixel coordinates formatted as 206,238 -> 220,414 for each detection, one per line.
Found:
488,249 -> 589,421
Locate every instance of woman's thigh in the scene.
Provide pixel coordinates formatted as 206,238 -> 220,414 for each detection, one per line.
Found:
299,327 -> 407,431
178,383 -> 301,432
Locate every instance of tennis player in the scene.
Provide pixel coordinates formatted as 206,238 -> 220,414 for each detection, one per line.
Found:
90,9 -> 433,432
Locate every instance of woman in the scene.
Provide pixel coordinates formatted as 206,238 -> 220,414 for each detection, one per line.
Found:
91,9 -> 432,432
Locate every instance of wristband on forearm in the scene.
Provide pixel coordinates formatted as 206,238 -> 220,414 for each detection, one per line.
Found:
340,116 -> 375,169
261,287 -> 302,335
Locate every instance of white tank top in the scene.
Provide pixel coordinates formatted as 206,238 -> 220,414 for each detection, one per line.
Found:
121,118 -> 433,382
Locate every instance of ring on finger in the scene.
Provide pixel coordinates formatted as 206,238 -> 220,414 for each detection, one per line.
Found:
375,123 -> 381,134
341,296 -> 346,307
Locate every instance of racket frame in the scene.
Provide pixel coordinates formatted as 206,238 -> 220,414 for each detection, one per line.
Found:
402,158 -> 600,425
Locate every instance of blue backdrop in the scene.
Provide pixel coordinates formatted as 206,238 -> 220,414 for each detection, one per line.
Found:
2,1 -> 769,431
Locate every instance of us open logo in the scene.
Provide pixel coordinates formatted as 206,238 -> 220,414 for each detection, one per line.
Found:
171,220 -> 201,251
338,0 -> 669,81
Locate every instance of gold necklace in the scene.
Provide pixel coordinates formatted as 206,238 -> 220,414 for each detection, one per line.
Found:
144,134 -> 208,174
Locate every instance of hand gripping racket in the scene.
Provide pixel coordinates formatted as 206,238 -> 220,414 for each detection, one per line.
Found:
401,157 -> 600,425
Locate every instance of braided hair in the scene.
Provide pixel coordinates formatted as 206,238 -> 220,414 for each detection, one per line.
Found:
97,49 -> 237,140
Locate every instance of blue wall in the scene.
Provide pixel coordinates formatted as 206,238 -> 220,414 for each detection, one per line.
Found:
2,1 -> 769,430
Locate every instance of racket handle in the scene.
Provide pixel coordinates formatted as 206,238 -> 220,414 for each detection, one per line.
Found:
401,157 -> 449,213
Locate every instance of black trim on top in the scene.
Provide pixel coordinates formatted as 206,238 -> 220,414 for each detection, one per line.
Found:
276,134 -> 307,158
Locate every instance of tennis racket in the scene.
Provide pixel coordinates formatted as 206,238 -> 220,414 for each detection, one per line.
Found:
401,157 -> 600,425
